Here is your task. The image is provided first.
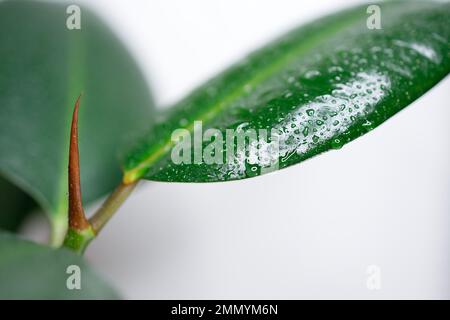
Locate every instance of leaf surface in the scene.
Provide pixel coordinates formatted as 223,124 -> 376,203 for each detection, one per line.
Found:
0,231 -> 118,299
0,176 -> 35,232
123,1 -> 450,183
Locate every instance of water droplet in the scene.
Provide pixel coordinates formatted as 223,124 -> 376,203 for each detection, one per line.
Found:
312,135 -> 320,143
302,126 -> 309,137
362,120 -> 373,128
304,70 -> 321,79
331,138 -> 343,149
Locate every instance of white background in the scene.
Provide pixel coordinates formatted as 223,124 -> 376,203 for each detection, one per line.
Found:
26,0 -> 450,299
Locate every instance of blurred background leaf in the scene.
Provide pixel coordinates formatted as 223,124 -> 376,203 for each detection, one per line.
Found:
0,231 -> 118,299
0,175 -> 36,232
0,0 -> 155,244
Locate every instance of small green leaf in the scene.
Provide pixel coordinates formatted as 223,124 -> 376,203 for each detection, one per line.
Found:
0,231 -> 118,299
123,1 -> 449,183
0,1 -> 155,244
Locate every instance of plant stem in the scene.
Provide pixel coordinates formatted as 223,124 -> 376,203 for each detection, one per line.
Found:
89,180 -> 139,234
63,226 -> 95,255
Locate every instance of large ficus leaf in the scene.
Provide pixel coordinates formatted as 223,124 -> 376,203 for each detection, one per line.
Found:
0,1 -> 154,244
0,231 -> 118,299
123,1 -> 449,184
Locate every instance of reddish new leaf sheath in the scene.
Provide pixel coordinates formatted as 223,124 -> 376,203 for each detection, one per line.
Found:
68,94 -> 90,231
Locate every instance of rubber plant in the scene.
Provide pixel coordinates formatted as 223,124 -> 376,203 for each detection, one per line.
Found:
0,0 -> 449,298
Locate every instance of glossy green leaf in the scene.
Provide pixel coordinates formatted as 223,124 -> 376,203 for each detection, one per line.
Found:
0,1 -> 155,244
0,175 -> 35,232
123,1 -> 449,183
0,231 -> 118,299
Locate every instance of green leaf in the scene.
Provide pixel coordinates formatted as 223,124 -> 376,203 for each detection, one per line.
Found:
0,175 -> 36,232
123,1 -> 449,183
0,231 -> 118,299
0,1 -> 155,244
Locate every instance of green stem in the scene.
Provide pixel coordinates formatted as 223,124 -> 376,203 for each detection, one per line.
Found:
89,181 -> 139,234
63,226 -> 95,254
63,180 -> 139,254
